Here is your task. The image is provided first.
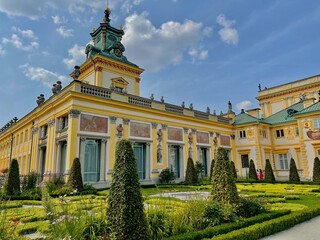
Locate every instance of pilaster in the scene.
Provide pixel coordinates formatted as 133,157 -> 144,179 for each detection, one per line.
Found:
67,109 -> 80,171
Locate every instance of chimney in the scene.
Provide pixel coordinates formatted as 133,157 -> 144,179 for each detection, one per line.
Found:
246,108 -> 260,118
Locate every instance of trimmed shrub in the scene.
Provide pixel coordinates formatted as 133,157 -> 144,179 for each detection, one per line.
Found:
159,168 -> 175,184
235,197 -> 268,218
107,139 -> 150,240
209,159 -> 215,180
211,147 -> 239,205
264,159 -> 275,182
313,157 -> 320,182
4,159 -> 20,196
203,201 -> 236,228
22,171 -> 38,192
67,158 -> 83,192
185,157 -> 197,184
289,158 -> 300,182
248,159 -> 258,180
230,161 -> 237,179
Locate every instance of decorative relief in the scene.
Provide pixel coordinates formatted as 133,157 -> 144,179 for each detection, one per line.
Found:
116,124 -> 123,138
32,127 -> 39,134
130,122 -> 151,138
123,118 -> 130,125
48,119 -> 55,127
183,127 -> 189,134
68,109 -> 81,118
196,132 -> 209,144
167,127 -> 183,142
80,114 -> 108,133
110,116 -> 117,124
151,122 -> 158,129
220,135 -> 231,146
162,124 -> 167,130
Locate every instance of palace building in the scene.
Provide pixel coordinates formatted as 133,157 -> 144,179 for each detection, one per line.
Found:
0,9 -> 319,187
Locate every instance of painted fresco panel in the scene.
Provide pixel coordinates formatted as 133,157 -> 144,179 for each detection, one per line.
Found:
168,127 -> 183,142
220,135 -> 231,146
130,122 -> 151,138
80,114 -> 108,133
196,132 -> 209,144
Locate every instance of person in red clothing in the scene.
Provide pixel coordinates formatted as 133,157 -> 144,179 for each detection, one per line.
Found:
258,169 -> 264,180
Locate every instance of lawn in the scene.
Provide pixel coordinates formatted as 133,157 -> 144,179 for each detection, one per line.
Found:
1,182 -> 320,239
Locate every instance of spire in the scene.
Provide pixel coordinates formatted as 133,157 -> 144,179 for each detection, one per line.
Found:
104,7 -> 111,24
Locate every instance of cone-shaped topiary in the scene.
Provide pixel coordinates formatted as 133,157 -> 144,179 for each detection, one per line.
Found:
185,157 -> 197,184
230,161 -> 237,179
67,158 -> 83,192
4,159 -> 20,196
212,147 -> 239,205
249,159 -> 258,180
264,159 -> 275,182
107,139 -> 150,240
209,159 -> 215,180
313,157 -> 320,182
289,158 -> 300,182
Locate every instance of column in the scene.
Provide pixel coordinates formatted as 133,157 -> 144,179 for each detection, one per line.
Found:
46,119 -> 55,177
146,142 -> 151,179
95,66 -> 103,87
123,118 -> 130,139
56,141 -> 62,175
183,127 -> 189,158
79,137 -> 86,177
162,124 -> 168,168
29,127 -> 39,172
108,116 -> 117,179
151,122 -> 158,178
100,138 -> 107,182
67,109 -> 81,172
191,129 -> 197,161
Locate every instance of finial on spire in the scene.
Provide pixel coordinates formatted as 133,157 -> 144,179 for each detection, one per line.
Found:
104,7 -> 111,23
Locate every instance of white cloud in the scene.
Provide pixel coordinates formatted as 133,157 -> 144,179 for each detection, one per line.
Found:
2,34 -> 39,51
188,48 -> 208,62
236,100 -> 252,111
52,15 -> 68,24
56,26 -> 74,38
12,27 -> 38,40
20,64 -> 69,88
63,44 -> 86,69
121,0 -> 143,13
217,14 -> 239,45
122,12 -> 210,71
0,44 -> 5,55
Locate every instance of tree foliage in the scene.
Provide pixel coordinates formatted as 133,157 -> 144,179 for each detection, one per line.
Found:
107,139 -> 150,240
211,147 -> 239,205
313,157 -> 320,183
4,159 -> 20,196
289,158 -> 300,182
230,161 -> 237,179
185,157 -> 197,184
249,159 -> 258,180
209,159 -> 215,180
67,158 -> 84,192
264,159 -> 276,182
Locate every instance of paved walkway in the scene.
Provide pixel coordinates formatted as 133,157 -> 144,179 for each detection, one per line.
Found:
261,215 -> 320,240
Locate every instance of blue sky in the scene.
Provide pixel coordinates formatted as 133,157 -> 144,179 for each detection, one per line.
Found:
1,0 -> 320,127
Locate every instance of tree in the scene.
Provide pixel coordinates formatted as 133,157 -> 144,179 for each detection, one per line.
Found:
107,139 -> 150,240
209,159 -> 215,180
185,157 -> 197,184
264,159 -> 275,182
211,147 -> 239,205
230,161 -> 237,179
4,159 -> 20,196
67,158 -> 84,192
249,159 -> 258,180
289,158 -> 300,182
313,157 -> 320,182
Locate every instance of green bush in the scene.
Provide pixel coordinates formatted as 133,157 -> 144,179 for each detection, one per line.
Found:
147,205 -> 171,239
203,202 -> 236,228
159,168 -> 175,184
67,158 -> 84,192
313,157 -> 320,182
185,157 -> 198,184
209,159 -> 215,180
248,159 -> 258,180
264,159 -> 275,182
211,147 -> 239,205
164,210 -> 290,240
230,161 -> 237,179
107,139 -> 150,239
235,197 -> 268,218
22,171 -> 38,192
4,159 -> 20,196
211,208 -> 320,240
289,158 -> 300,182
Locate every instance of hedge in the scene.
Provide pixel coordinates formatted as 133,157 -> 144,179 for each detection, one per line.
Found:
210,207 -> 320,240
164,210 -> 290,240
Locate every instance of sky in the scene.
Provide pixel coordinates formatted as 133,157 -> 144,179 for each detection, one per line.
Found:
1,0 -> 320,127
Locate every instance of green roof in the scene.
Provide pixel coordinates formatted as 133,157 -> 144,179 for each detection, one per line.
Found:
293,101 -> 320,116
233,111 -> 260,125
263,102 -> 304,125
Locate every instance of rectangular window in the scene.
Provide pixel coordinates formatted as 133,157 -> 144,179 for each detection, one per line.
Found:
295,127 -> 299,136
239,130 -> 246,139
276,129 -> 284,138
262,130 -> 267,138
20,132 -> 23,144
318,149 -> 320,158
25,130 -> 29,141
279,154 -> 289,170
241,154 -> 249,168
314,119 -> 320,129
